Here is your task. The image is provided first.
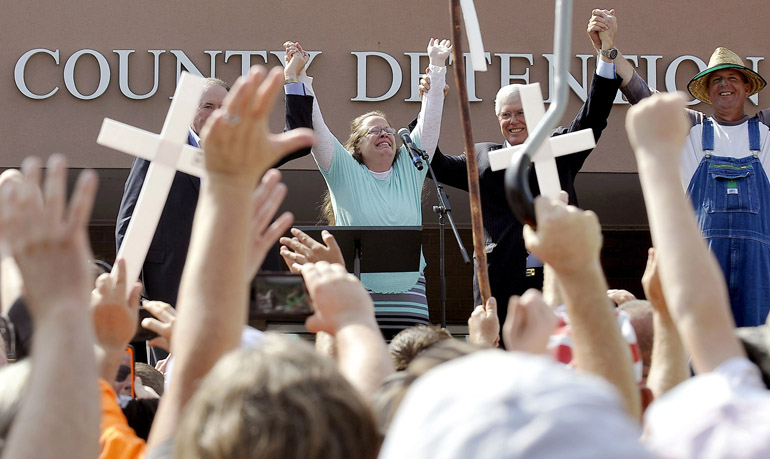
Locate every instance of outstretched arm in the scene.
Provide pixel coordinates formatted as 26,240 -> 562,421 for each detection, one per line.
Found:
524,197 -> 641,420
147,66 -> 314,449
275,42 -> 315,167
90,257 -> 147,457
0,171 -> 25,316
641,248 -> 689,399
626,92 -> 745,374
416,71 -> 470,190
283,41 -> 337,172
301,261 -> 394,398
0,155 -> 100,459
411,38 -> 450,160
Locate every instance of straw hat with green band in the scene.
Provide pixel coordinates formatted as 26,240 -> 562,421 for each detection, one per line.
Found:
687,47 -> 767,105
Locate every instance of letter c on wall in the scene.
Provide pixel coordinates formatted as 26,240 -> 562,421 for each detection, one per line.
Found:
15,48 -> 60,99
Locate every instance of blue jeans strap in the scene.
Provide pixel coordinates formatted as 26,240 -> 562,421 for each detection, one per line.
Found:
749,117 -> 761,152
702,117 -> 714,151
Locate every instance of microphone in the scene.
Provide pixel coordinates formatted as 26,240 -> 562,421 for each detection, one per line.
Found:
397,128 -> 424,170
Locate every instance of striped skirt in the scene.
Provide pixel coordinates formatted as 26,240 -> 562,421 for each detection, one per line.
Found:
369,275 -> 430,341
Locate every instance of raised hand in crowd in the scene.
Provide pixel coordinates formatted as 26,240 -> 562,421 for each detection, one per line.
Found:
523,197 -> 641,420
300,261 -> 394,398
199,66 -> 315,185
625,90 -> 770,459
280,228 -> 345,273
502,290 -> 558,355
0,155 -> 100,459
147,65 -> 314,450
91,258 -> 142,382
246,170 -> 294,279
641,248 -> 689,400
608,288 -> 637,306
0,170 -> 25,315
140,300 -> 176,352
626,92 -> 744,374
468,296 -> 500,348
90,257 -> 147,459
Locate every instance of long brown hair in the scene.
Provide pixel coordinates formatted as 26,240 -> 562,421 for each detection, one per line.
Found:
320,189 -> 335,225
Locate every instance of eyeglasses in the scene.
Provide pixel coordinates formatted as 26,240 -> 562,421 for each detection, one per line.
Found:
498,110 -> 526,122
366,127 -> 396,136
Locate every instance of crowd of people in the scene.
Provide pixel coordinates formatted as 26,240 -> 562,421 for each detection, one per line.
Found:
2,7 -> 770,459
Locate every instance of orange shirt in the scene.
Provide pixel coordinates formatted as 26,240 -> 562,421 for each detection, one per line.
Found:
99,379 -> 146,459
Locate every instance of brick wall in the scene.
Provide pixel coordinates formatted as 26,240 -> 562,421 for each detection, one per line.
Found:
90,225 -> 651,325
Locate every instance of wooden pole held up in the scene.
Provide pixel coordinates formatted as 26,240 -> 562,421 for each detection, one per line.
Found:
449,0 -> 491,304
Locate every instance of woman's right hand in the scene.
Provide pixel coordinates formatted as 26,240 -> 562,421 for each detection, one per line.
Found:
283,41 -> 309,81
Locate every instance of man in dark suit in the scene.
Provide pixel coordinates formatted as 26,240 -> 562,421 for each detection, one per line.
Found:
117,77 -> 313,308
116,78 -> 229,307
425,14 -> 631,326
428,73 -> 621,318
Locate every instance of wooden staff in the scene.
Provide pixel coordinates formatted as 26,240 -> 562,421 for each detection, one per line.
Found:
449,0 -> 491,304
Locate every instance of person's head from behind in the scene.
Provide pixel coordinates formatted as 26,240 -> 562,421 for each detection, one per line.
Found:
373,339 -> 479,432
495,84 -> 528,146
380,350 -> 650,459
192,78 -> 230,137
175,333 -> 380,459
388,324 -> 453,371
619,300 -> 653,383
135,362 -> 164,397
344,111 -> 400,173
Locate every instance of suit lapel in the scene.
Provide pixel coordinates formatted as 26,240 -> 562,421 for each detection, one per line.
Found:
187,131 -> 202,193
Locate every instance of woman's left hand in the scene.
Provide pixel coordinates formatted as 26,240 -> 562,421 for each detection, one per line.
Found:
427,38 -> 452,67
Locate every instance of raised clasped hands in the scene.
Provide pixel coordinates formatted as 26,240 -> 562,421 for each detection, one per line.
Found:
587,8 -> 617,52
283,41 -> 309,81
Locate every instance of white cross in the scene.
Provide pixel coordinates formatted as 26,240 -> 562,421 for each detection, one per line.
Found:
459,0 -> 487,72
97,72 -> 207,297
488,82 -> 596,199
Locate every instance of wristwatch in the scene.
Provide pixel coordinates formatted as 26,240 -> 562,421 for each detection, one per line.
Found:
599,47 -> 618,60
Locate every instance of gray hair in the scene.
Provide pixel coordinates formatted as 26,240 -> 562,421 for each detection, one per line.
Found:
494,84 -> 523,116
204,77 -> 230,92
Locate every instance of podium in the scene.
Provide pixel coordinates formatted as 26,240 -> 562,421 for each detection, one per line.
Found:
294,226 -> 423,278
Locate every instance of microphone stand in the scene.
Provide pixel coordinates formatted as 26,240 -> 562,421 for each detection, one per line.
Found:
411,144 -> 471,328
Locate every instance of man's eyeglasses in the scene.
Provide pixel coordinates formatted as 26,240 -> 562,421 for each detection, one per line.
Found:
498,110 -> 526,122
366,127 -> 396,136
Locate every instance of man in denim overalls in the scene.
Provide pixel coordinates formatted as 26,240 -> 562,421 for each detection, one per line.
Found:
621,47 -> 770,327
